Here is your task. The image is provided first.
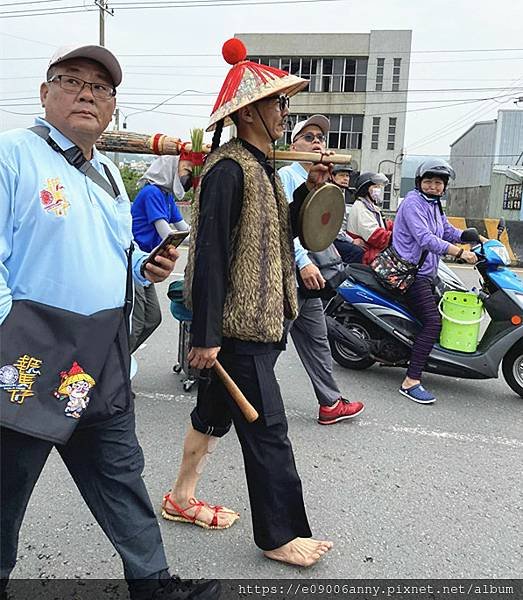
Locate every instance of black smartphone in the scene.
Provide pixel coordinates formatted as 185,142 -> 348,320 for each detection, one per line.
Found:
143,230 -> 189,269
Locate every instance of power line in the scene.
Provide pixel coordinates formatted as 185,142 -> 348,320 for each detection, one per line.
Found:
113,0 -> 344,4
0,8 -> 97,18
111,92 -> 520,120
0,31 -> 56,47
406,76 -> 523,150
0,0 -> 344,16
5,94 -> 519,107
1,0 -> 74,5
407,153 -> 522,158
1,3 -> 93,13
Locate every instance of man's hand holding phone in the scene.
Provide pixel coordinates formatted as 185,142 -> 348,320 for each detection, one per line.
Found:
141,230 -> 188,284
143,246 -> 179,283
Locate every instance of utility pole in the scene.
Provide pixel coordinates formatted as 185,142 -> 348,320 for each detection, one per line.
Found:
94,0 -> 114,46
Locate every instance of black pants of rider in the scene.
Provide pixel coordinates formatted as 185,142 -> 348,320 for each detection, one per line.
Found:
0,410 -> 171,598
190,341 -> 313,551
333,238 -> 364,264
404,275 -> 442,380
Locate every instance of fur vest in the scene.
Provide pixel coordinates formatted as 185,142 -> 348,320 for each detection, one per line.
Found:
185,139 -> 298,343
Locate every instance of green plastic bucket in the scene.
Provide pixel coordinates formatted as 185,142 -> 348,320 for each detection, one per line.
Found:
438,291 -> 484,353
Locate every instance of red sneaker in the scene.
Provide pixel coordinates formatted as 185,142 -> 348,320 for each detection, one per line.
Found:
318,398 -> 365,425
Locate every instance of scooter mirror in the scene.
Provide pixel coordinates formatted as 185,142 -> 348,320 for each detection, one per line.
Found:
461,227 -> 481,243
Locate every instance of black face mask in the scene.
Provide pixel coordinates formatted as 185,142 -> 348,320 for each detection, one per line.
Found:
180,174 -> 193,192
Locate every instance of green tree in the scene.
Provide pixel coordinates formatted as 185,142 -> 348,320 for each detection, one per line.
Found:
119,165 -> 141,200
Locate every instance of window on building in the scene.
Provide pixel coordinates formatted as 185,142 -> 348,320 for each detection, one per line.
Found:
301,58 -> 320,91
392,58 -> 401,91
383,173 -> 393,210
371,117 -> 380,150
375,58 -> 385,91
332,58 -> 345,92
343,58 -> 368,92
329,114 -> 363,149
387,117 -> 397,150
282,113 -> 306,145
289,58 -> 301,75
250,56 -> 369,93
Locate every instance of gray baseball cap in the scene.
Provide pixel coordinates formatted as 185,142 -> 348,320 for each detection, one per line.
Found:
291,114 -> 330,142
47,44 -> 122,87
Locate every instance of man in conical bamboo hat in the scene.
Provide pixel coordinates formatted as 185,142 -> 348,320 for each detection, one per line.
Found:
162,38 -> 334,567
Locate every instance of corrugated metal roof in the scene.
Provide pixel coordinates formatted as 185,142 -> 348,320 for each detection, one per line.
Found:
450,120 -> 496,147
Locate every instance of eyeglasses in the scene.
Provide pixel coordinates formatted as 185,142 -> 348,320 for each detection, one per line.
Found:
263,94 -> 290,112
48,75 -> 116,100
295,133 -> 326,144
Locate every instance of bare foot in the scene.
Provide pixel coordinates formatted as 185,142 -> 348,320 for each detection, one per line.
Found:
161,492 -> 239,529
264,537 -> 333,567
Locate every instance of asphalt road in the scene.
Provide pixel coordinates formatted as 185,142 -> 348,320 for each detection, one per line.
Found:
10,258 -> 523,583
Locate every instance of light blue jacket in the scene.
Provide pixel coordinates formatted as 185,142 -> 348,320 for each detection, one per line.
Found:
278,162 -> 312,270
0,118 -> 148,324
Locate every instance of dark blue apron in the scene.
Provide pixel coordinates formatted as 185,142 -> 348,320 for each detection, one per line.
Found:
0,300 -> 131,444
0,126 -> 135,444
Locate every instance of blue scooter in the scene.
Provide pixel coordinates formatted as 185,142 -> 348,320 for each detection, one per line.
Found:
325,220 -> 523,398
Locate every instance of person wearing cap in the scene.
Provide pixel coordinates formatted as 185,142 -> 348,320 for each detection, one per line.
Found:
330,163 -> 366,264
161,38 -> 333,567
331,163 -> 353,204
130,156 -> 192,355
347,171 -> 393,265
278,116 -> 365,425
0,44 -> 218,600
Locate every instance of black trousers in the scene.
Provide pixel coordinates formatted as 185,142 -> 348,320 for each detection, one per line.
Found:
0,411 -> 168,580
191,348 -> 312,551
130,283 -> 162,354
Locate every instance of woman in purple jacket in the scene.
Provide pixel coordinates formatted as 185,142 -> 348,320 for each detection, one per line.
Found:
393,159 -> 481,404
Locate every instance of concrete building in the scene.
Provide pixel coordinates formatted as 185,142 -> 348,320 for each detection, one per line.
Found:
448,110 -> 523,219
236,31 -> 412,209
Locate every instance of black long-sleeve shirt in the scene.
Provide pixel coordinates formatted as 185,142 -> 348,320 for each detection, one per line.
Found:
191,139 -> 308,352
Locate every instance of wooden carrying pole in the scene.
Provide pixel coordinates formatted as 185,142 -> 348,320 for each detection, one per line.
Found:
96,131 -> 352,165
214,361 -> 259,423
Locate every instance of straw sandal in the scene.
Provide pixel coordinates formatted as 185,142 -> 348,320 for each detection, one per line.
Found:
161,493 -> 239,530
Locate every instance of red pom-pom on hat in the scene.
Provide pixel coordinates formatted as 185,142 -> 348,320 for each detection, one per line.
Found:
222,38 -> 247,65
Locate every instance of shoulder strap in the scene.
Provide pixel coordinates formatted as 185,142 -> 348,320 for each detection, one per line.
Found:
417,249 -> 429,269
30,126 -> 134,320
124,242 -> 135,332
29,126 -> 120,199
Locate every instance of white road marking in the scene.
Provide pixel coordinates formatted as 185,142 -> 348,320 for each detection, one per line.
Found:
357,419 -> 523,449
136,393 -> 523,449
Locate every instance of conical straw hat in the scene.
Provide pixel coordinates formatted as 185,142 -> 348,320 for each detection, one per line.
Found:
207,38 -> 308,132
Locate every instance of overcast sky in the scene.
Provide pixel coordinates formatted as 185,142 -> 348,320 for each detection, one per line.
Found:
1,0 -> 522,160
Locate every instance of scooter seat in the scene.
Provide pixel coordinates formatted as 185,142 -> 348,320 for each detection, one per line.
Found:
345,264 -> 403,302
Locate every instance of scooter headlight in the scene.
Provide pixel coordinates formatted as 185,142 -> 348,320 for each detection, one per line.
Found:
490,244 -> 511,266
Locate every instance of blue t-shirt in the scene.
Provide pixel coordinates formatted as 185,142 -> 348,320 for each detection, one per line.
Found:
131,184 -> 184,252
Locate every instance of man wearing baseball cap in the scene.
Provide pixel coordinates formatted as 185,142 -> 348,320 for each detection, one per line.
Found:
279,116 -> 365,425
0,44 -> 218,600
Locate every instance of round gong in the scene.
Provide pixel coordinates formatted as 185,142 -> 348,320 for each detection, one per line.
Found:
298,183 -> 345,252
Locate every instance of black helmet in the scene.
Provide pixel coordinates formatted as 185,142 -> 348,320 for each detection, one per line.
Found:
354,171 -> 389,198
415,158 -> 456,192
